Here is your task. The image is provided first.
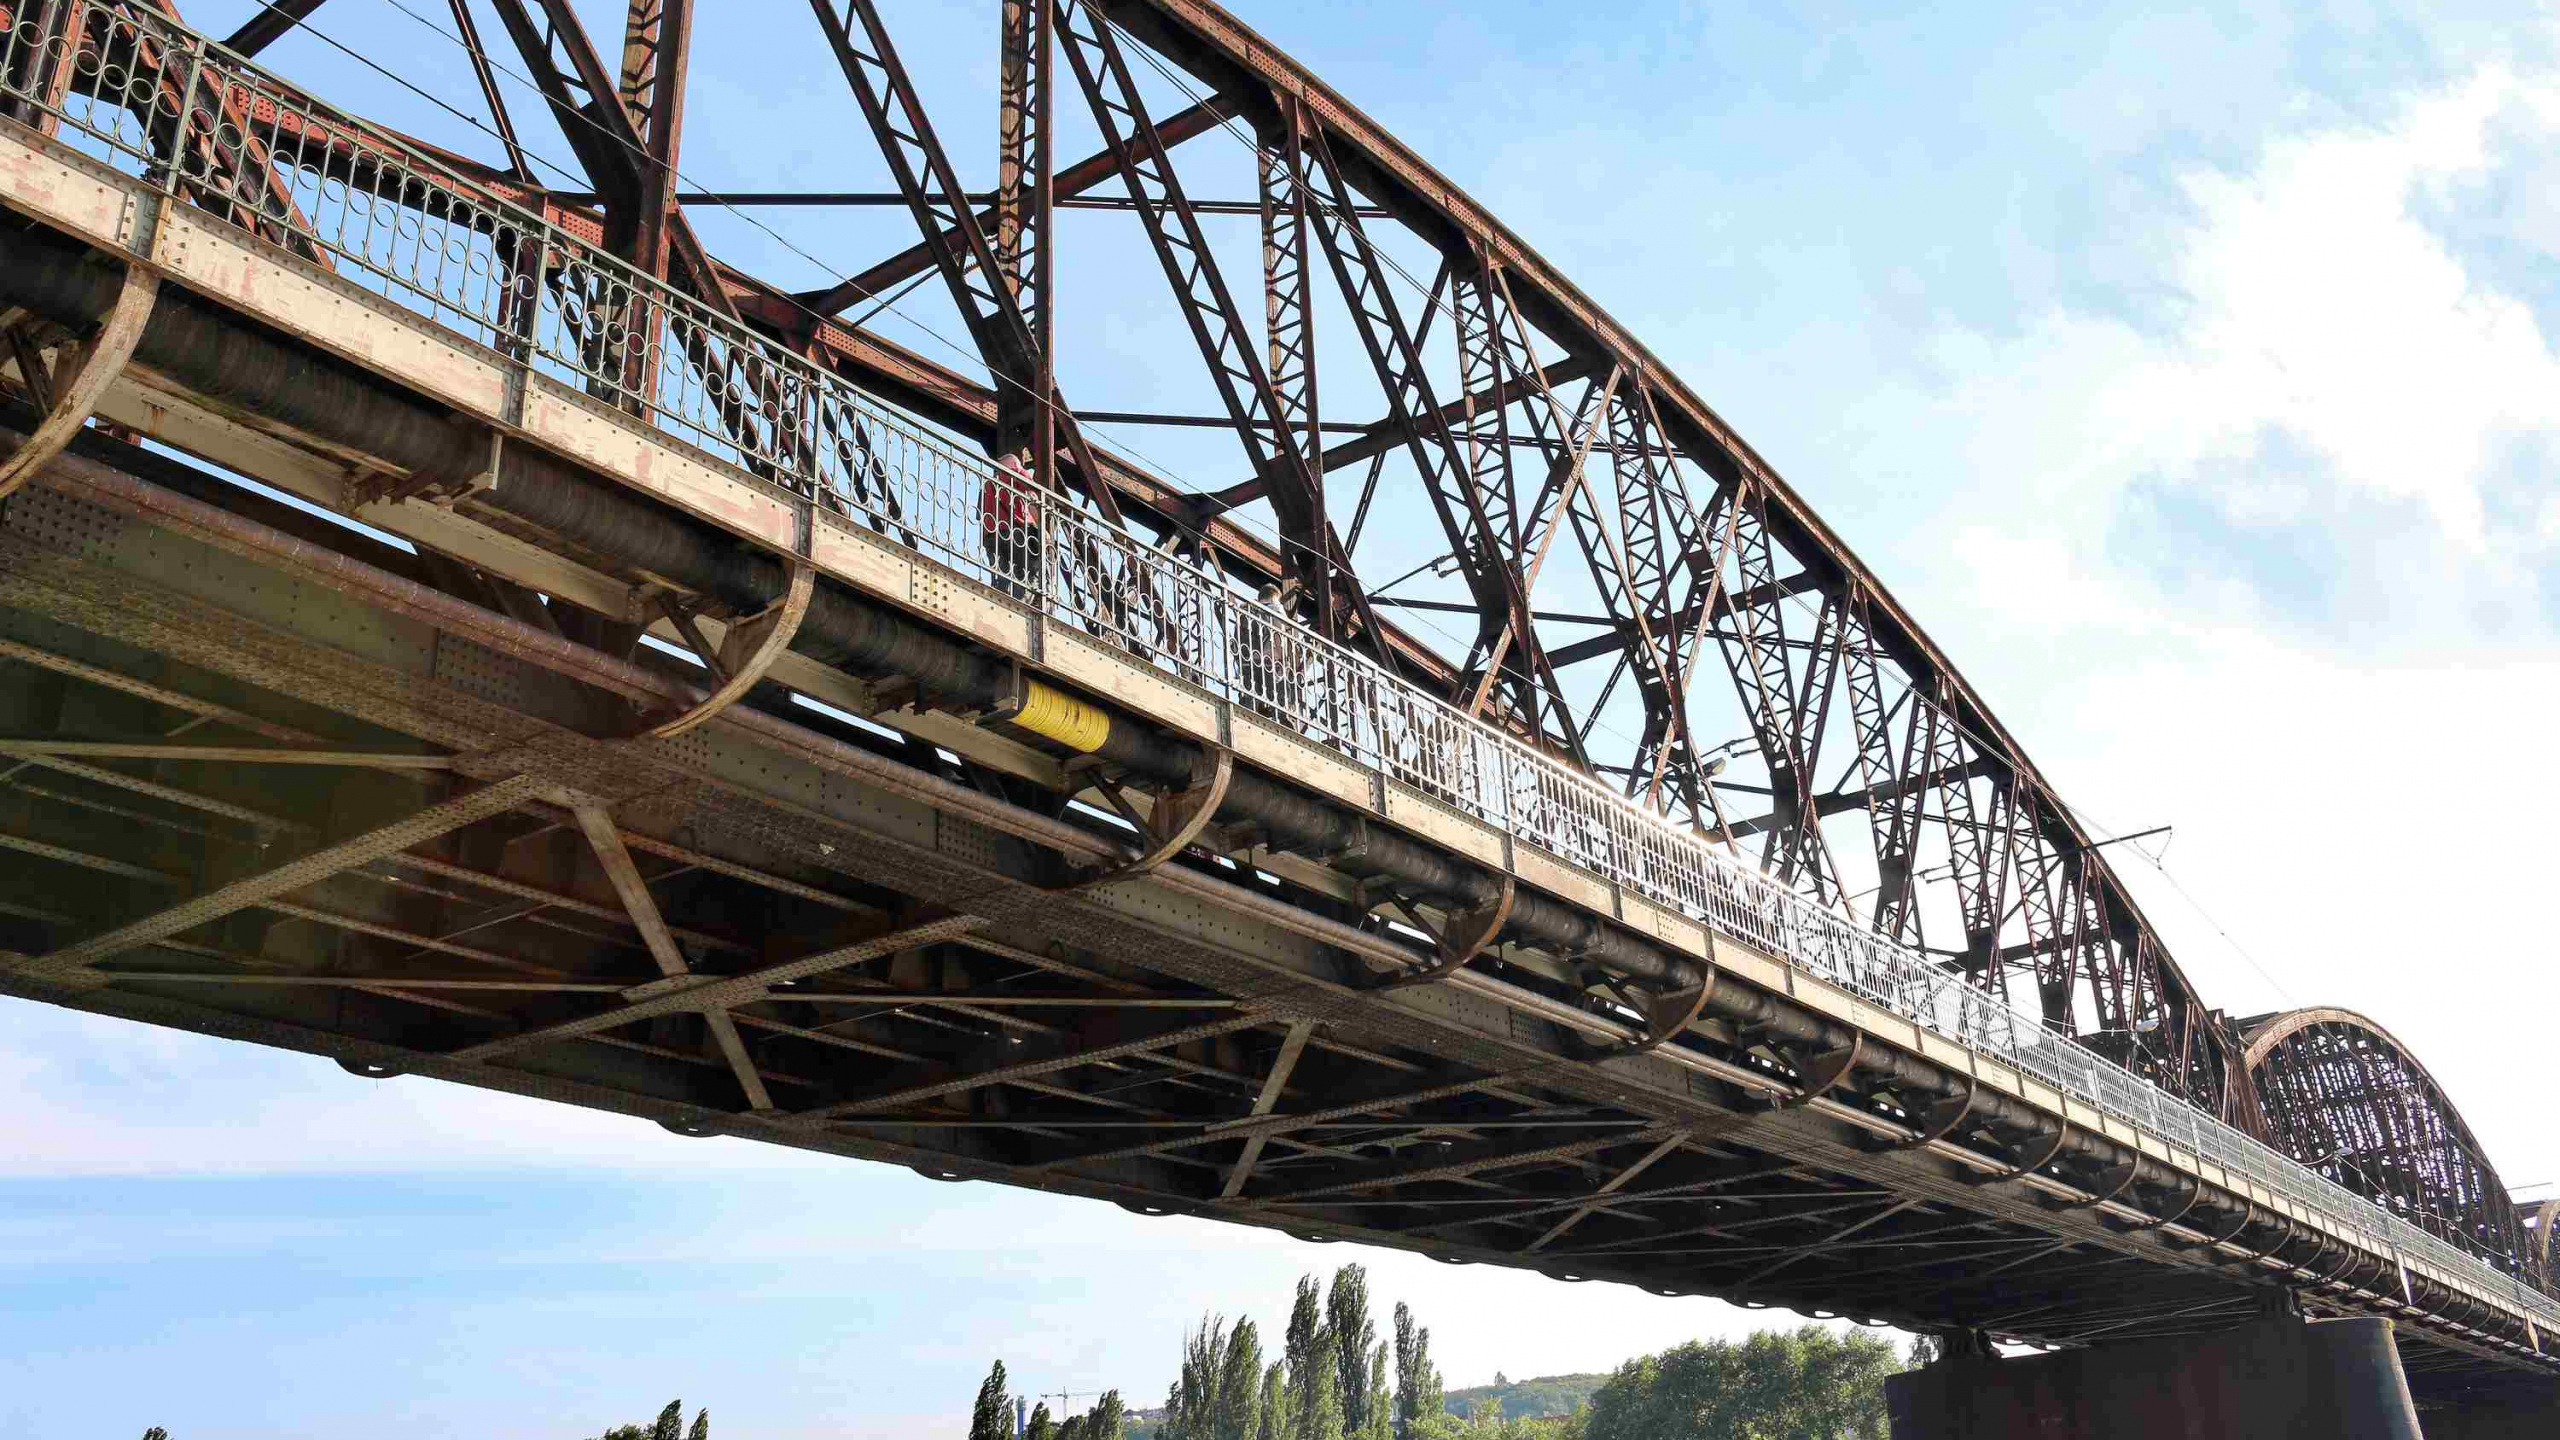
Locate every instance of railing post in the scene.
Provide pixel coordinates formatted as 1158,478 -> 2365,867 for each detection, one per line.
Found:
164,22 -> 205,202
1038,500 -> 1056,620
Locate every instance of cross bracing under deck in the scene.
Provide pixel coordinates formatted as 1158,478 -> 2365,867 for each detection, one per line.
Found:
0,0 -> 2552,1410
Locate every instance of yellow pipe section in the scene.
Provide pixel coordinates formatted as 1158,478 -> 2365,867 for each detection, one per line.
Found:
1013,679 -> 1112,753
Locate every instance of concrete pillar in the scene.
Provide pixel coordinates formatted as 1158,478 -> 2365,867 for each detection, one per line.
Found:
1885,1316 -> 2423,1439
2419,1385 -> 2560,1439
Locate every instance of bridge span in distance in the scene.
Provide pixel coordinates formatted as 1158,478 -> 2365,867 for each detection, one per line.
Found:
0,2 -> 2550,1433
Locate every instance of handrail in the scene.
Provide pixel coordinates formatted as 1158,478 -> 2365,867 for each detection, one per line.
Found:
2,0 -> 2550,1333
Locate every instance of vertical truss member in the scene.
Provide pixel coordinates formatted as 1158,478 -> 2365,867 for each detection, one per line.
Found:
1256,92 -> 1328,632
807,0 -> 1128,529
994,0 -> 1053,484
1287,111 -> 1566,731
1711,485 -> 1844,899
1443,253 -> 1597,758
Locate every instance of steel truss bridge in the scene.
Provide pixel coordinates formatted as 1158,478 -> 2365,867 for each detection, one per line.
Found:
0,0 -> 2550,1412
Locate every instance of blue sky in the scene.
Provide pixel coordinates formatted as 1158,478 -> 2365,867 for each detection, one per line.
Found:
9,0 -> 2560,1436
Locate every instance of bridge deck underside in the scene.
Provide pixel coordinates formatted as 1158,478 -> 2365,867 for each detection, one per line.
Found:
0,427 -> 2541,1405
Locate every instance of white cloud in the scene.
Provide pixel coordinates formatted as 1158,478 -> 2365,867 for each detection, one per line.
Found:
1889,62 -> 2560,650
1827,50 -> 2560,1184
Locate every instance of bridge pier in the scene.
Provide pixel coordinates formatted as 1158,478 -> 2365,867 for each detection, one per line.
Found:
1885,1315 -> 2424,1439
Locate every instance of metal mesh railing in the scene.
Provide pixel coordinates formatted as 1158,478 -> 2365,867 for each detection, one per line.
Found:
3,0 -> 2551,1332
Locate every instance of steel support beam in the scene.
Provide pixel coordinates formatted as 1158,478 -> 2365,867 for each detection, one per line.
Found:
18,773 -> 550,976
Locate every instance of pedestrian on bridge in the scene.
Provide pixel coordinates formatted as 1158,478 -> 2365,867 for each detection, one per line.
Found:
980,450 -> 1043,602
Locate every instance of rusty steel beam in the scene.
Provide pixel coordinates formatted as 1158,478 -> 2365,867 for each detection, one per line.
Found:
570,801 -> 772,1111
1219,1017 -> 1313,1198
220,0 -> 328,58
807,0 -> 1129,526
19,773 -> 551,975
445,0 -> 536,182
1051,5 -> 1324,584
801,95 -> 1235,314
614,0 -> 696,283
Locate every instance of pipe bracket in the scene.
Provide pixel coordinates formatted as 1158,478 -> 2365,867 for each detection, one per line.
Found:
1369,874 -> 1514,992
1878,1076 -> 1978,1153
0,264 -> 157,502
1971,1122 -> 2071,1186
1054,746 -> 1234,891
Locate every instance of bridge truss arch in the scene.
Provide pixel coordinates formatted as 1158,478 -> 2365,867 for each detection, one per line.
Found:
2242,1008 -> 2529,1276
2523,1198 -> 2559,1293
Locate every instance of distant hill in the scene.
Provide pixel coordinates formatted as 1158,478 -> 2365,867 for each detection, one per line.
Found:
1442,1373 -> 1608,1422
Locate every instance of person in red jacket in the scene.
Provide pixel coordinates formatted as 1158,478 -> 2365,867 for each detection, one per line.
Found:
979,451 -> 1041,600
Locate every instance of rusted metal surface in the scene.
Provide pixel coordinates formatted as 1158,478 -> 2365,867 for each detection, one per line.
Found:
0,262 -> 153,500
0,0 -> 2551,1403
1,441 -> 2547,1394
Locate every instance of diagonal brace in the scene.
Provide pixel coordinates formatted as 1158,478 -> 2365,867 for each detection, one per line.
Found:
18,773 -> 550,977
571,801 -> 772,1110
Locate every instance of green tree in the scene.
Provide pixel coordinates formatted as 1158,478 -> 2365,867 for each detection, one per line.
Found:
1905,1334 -> 1943,1368
1362,1344 -> 1393,1440
1391,1303 -> 1443,1440
1284,1276 -> 1338,1440
686,1408 -> 709,1440
1579,1326 -> 1896,1440
1216,1318 -> 1265,1440
1028,1402 -> 1057,1440
1168,1316 -> 1236,1440
648,1400 -> 684,1440
972,1360 -> 1014,1440
141,1431 -> 170,1440
1089,1389 -> 1128,1440
1256,1360 -> 1291,1440
1300,1337 -> 1344,1440
1325,1267 -> 1378,1440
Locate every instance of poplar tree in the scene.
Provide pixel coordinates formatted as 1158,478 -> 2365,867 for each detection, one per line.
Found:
687,1409 -> 709,1440
1026,1402 -> 1055,1440
1170,1317 -> 1232,1440
1255,1360 -> 1291,1440
970,1360 -> 1013,1440
1299,1333 -> 1344,1440
1391,1303 -> 1443,1440
1216,1318 -> 1265,1440
1326,1267 -> 1377,1439
1363,1345 -> 1393,1440
1089,1389 -> 1128,1440
1284,1275 -> 1330,1440
649,1400 -> 684,1440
